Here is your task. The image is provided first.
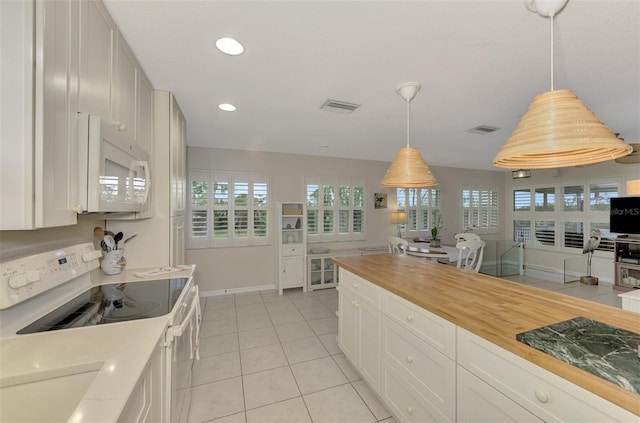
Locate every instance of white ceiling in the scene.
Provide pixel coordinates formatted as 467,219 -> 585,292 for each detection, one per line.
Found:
103,0 -> 639,172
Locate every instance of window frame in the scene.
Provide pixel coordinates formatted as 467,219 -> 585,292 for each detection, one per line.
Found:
510,177 -> 620,252
188,171 -> 271,249
461,186 -> 499,234
396,187 -> 441,236
306,177 -> 365,242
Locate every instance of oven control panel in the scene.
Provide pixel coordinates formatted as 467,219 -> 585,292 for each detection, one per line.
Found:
0,243 -> 101,310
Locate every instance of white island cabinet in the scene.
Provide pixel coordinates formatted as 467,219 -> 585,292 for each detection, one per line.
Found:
338,270 -> 381,392
337,267 -> 638,423
457,327 -> 638,423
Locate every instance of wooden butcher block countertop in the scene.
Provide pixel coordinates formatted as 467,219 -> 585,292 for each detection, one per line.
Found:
333,253 -> 640,415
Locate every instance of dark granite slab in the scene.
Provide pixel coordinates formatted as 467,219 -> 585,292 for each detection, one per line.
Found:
517,317 -> 640,394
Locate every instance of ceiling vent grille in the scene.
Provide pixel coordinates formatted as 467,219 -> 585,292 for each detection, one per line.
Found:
467,125 -> 500,135
320,99 -> 360,114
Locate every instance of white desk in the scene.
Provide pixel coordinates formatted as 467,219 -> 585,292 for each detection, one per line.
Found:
404,243 -> 460,262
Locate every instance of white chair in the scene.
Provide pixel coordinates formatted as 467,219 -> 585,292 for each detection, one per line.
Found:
455,232 -> 482,243
456,239 -> 485,272
388,236 -> 408,254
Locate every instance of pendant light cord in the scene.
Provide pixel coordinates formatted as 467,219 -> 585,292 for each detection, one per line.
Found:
550,10 -> 555,91
406,99 -> 411,148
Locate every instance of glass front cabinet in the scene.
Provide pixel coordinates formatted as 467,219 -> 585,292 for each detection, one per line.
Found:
308,256 -> 338,291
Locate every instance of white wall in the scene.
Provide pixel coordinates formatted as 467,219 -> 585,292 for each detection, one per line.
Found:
186,146 -> 506,293
504,160 -> 640,283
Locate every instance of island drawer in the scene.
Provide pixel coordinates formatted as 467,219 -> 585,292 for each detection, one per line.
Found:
380,361 -> 451,423
382,291 -> 456,360
381,315 -> 456,421
339,269 -> 380,307
457,328 -> 637,422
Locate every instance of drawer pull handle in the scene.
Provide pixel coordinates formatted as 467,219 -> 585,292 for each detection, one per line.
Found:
353,283 -> 359,289
534,389 -> 549,403
351,300 -> 359,308
406,406 -> 414,415
406,314 -> 414,322
406,355 -> 414,364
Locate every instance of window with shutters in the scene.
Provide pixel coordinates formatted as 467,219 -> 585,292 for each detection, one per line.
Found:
396,188 -> 441,235
306,177 -> 365,242
461,187 -> 499,233
510,178 -> 618,252
188,171 -> 270,248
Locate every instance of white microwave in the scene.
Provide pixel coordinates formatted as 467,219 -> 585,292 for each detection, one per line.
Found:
77,113 -> 151,214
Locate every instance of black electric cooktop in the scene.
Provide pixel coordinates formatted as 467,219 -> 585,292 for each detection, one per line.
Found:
18,278 -> 188,334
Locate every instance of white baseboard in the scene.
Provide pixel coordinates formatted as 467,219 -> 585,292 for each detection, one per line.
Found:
200,283 -> 277,297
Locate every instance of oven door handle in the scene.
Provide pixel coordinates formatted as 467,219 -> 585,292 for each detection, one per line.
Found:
169,285 -> 201,360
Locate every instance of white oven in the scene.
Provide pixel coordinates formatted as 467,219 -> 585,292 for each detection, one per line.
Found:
0,243 -> 199,422
77,113 -> 151,214
166,280 -> 200,422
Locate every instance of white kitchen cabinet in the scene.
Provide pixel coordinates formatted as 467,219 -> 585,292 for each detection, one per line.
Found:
119,336 -> 166,423
308,255 -> 338,290
379,290 -> 456,422
136,70 -> 155,158
282,255 -> 305,292
113,29 -> 138,140
171,216 -> 185,266
457,327 -> 637,423
381,316 -> 455,422
170,95 -> 187,217
78,0 -> 151,150
78,0 -> 115,125
457,366 -> 542,423
0,0 -> 79,229
277,203 -> 307,294
338,270 -> 380,393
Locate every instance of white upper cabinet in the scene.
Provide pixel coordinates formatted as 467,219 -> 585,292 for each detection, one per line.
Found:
113,29 -> 138,138
78,0 -> 151,150
0,0 -> 79,229
170,95 -> 186,217
78,0 -> 115,124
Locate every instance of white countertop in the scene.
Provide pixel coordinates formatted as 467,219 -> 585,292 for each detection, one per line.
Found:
0,265 -> 195,423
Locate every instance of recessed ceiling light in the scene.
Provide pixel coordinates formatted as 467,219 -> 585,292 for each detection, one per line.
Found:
216,37 -> 244,55
218,103 -> 237,112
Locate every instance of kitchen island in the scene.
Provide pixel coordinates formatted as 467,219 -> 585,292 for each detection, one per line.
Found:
333,253 -> 639,420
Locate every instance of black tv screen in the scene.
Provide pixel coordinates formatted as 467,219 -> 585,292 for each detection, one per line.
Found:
610,197 -> 640,234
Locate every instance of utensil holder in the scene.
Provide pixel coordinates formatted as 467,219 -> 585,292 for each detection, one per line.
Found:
101,249 -> 126,275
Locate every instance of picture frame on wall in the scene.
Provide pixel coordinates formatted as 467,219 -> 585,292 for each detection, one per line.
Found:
374,193 -> 387,209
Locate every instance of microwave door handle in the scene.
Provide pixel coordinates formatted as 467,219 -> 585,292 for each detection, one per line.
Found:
131,160 -> 151,204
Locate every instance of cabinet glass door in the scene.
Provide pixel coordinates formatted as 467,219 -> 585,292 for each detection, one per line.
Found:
310,258 -> 322,286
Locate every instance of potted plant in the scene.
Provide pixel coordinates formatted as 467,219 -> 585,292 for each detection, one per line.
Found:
430,213 -> 444,247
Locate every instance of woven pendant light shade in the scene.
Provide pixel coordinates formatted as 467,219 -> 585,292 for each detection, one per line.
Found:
381,146 -> 438,187
381,81 -> 438,188
493,89 -> 633,169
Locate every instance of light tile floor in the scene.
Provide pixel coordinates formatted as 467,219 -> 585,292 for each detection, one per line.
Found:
190,287 -> 397,423
189,275 -> 623,423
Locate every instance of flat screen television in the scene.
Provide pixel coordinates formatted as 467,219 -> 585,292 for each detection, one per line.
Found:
610,196 -> 640,235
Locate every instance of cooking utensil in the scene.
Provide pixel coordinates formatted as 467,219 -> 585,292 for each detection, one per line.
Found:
104,235 -> 116,252
123,234 -> 137,245
114,232 -> 123,248
93,227 -> 104,240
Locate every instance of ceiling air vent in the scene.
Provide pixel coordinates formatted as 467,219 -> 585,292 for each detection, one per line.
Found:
467,125 -> 500,135
320,99 -> 360,114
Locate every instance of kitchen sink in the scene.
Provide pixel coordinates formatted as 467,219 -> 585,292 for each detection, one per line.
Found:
0,362 -> 102,423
